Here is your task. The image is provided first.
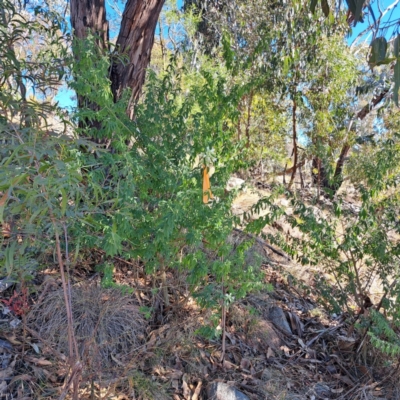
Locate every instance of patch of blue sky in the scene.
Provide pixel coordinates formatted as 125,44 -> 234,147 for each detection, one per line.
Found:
349,0 -> 400,46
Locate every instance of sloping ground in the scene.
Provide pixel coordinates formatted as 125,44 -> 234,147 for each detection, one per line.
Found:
232,179 -> 391,303
1,182 -> 399,399
1,248 -> 399,399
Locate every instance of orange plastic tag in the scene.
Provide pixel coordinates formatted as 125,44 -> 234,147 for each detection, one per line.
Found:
202,167 -> 213,204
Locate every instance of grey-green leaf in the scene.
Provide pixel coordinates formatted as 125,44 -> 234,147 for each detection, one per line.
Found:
369,37 -> 387,67
346,0 -> 356,14
394,35 -> 400,57
310,0 -> 318,14
394,60 -> 400,106
354,0 -> 366,26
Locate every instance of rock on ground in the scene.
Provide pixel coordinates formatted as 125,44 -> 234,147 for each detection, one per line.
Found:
268,306 -> 292,335
207,382 -> 249,400
226,177 -> 245,192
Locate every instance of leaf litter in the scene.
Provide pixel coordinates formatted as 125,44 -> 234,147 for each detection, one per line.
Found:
0,219 -> 400,399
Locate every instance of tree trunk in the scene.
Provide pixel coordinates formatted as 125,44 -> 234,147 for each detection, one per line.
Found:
331,143 -> 350,191
316,88 -> 389,195
110,0 -> 165,116
70,0 -> 109,131
288,97 -> 297,189
70,0 -> 109,51
70,0 -> 165,122
312,157 -> 330,189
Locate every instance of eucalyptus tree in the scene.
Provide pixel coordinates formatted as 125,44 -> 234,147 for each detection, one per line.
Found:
70,0 -> 165,121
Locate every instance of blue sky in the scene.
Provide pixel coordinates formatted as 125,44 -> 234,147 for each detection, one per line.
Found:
349,0 -> 400,45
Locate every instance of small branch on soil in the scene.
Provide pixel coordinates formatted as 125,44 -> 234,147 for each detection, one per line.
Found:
233,228 -> 290,260
306,324 -> 344,347
58,361 -> 82,400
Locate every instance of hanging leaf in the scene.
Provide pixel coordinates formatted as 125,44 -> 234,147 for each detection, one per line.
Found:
393,60 -> 400,106
369,37 -> 387,67
222,33 -> 234,72
346,0 -> 356,14
394,35 -> 400,57
310,0 -> 318,14
321,0 -> 330,17
354,0 -> 366,25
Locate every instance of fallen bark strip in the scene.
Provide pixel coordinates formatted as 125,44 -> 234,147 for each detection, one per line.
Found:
233,228 -> 291,260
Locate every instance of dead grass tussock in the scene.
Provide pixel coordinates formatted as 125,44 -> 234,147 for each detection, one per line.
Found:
27,284 -> 147,378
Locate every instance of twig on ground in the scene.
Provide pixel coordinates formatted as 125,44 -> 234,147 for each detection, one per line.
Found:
233,228 -> 290,260
58,361 -> 82,400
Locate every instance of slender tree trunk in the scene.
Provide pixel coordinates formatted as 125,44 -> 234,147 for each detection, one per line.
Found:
70,0 -> 110,131
331,143 -> 350,191
316,88 -> 389,195
288,97 -> 297,189
299,158 -> 304,189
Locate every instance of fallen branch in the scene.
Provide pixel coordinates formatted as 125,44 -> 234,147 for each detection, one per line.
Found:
233,228 -> 290,260
305,324 -> 344,348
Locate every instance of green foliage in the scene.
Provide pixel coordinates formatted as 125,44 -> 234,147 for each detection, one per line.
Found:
0,0 -> 75,281
0,114 -> 86,280
5,0 -> 400,361
366,34 -> 400,105
248,168 -> 400,355
1,8 -> 263,337
298,34 -> 358,183
68,35 -> 263,308
368,309 -> 400,357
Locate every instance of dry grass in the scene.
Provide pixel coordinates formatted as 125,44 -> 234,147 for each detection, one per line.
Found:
27,284 -> 147,379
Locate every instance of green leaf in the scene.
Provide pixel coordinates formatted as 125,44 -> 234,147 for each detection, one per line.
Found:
60,187 -> 67,216
346,0 -> 356,14
310,0 -> 318,14
354,0 -> 366,25
394,35 -> 400,57
369,37 -> 387,67
393,60 -> 400,106
321,0 -> 330,17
